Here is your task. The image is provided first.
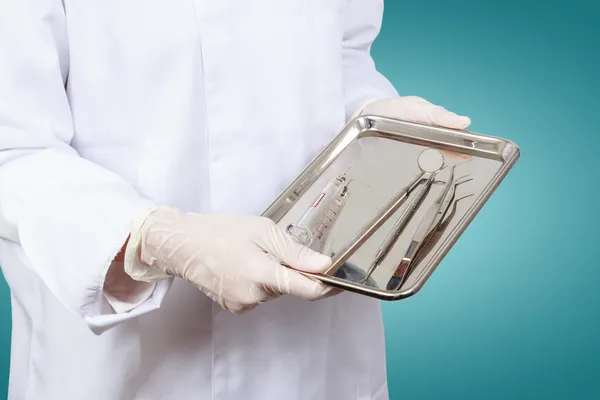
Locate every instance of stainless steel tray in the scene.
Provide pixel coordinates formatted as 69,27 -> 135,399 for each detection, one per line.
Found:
262,115 -> 520,301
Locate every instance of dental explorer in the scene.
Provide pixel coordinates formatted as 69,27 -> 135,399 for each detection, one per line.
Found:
326,148 -> 446,274
360,149 -> 446,283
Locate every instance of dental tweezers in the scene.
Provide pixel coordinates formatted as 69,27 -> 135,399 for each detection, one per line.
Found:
360,172 -> 438,283
386,166 -> 459,291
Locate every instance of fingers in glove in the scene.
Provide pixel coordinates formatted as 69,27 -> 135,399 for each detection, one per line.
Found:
362,96 -> 471,130
211,279 -> 266,314
258,219 -> 332,273
260,251 -> 339,301
310,286 -> 343,301
404,101 -> 469,130
427,106 -> 471,130
262,261 -> 331,300
221,298 -> 259,314
402,96 -> 471,129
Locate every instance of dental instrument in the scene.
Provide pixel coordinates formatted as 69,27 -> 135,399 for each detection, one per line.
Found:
361,172 -> 438,283
386,165 -> 462,290
326,148 -> 447,274
286,173 -> 349,252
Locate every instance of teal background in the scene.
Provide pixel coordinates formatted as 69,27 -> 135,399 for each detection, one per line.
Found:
0,0 -> 598,399
375,0 -> 600,399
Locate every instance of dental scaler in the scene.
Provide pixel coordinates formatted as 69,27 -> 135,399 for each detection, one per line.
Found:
286,174 -> 349,253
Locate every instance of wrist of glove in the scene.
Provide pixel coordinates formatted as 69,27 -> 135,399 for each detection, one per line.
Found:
352,95 -> 471,130
124,207 -> 334,313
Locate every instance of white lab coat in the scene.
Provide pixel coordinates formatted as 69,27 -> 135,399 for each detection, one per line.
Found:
0,0 -> 398,399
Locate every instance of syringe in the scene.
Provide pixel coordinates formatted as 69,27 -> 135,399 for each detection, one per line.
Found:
286,174 -> 349,253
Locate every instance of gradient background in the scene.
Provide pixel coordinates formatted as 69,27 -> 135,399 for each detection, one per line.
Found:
0,0 -> 598,398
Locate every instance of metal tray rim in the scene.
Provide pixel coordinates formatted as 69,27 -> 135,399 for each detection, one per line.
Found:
262,115 -> 521,301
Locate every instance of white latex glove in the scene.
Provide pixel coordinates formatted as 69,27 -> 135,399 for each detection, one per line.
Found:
124,207 -> 334,313
357,96 -> 472,130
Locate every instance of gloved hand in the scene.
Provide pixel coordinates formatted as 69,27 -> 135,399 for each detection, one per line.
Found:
124,207 -> 334,313
357,96 -> 472,130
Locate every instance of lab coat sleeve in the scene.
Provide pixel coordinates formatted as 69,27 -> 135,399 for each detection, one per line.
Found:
0,0 -> 172,335
342,0 -> 399,119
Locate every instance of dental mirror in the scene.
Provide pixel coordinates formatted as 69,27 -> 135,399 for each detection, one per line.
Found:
417,148 -> 445,174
